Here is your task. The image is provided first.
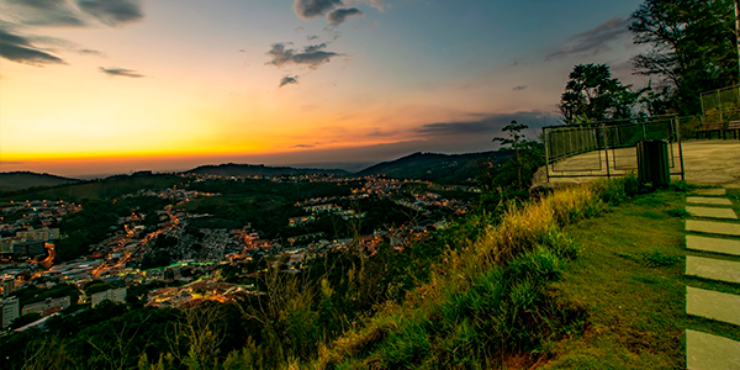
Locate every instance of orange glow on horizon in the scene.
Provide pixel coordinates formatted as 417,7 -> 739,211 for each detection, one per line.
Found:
0,139 -> 410,163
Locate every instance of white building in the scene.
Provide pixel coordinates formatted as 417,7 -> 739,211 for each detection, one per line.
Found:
0,298 -> 19,328
22,296 -> 71,316
2,276 -> 14,298
91,287 -> 127,308
16,227 -> 60,242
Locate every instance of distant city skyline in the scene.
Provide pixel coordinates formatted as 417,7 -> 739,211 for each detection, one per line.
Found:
0,0 -> 645,177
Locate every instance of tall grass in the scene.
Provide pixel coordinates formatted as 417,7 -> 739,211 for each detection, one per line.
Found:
313,175 -> 640,369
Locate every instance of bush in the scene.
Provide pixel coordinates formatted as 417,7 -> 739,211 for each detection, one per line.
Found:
642,251 -> 679,268
313,179 -> 630,369
669,181 -> 694,193
664,207 -> 690,218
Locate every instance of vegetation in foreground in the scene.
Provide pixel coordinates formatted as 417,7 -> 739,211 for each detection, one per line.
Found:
544,188 -> 740,369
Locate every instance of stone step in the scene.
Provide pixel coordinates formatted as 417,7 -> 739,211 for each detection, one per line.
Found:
687,196 -> 733,206
686,286 -> 740,326
686,256 -> 740,284
687,220 -> 740,237
686,206 -> 738,220
694,189 -> 728,196
686,330 -> 740,370
687,235 -> 740,256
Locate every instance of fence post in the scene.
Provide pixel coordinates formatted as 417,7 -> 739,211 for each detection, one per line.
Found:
544,129 -> 550,183
602,124 -> 611,179
719,90 -> 724,124
676,117 -> 686,181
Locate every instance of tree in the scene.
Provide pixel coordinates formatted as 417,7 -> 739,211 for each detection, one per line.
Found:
630,0 -> 738,114
559,64 -> 640,124
492,121 -> 542,190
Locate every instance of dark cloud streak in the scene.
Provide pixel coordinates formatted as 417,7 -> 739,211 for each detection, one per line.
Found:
545,17 -> 630,61
77,0 -> 143,26
99,67 -> 144,78
417,110 -> 554,136
279,75 -> 299,88
266,42 -> 341,69
0,27 -> 65,65
327,7 -> 363,25
293,0 -> 342,19
4,0 -> 85,26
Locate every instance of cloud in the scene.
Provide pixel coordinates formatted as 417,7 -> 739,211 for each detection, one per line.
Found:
364,0 -> 385,12
303,42 -> 327,53
293,0 -> 343,19
512,85 -> 527,91
77,0 -> 143,26
77,48 -> 104,57
307,34 -> 319,41
0,0 -> 144,66
545,17 -> 630,61
368,128 -> 397,137
291,143 -> 316,149
2,0 -> 85,26
99,67 -> 144,78
279,75 -> 299,87
0,26 -> 65,65
417,110 -> 554,137
266,42 -> 342,69
327,7 -> 363,25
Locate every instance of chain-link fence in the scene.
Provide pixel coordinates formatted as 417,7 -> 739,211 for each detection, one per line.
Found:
543,117 -> 685,181
701,85 -> 740,123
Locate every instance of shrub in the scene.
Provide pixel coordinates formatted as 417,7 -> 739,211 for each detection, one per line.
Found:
669,181 -> 694,193
641,251 -> 679,268
313,179 -> 633,368
664,207 -> 690,218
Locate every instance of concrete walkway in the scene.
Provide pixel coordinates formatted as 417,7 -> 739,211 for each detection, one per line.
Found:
533,140 -> 740,190
684,188 -> 740,370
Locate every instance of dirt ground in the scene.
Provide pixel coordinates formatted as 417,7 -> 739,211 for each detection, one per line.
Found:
533,140 -> 740,189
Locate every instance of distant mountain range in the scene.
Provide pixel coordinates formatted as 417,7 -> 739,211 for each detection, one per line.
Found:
183,163 -> 349,177
0,171 -> 79,192
357,151 -> 513,184
0,151 -> 514,191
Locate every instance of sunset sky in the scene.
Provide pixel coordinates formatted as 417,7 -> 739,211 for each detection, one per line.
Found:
0,0 -> 644,177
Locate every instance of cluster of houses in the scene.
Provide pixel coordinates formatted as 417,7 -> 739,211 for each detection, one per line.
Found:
146,279 -> 249,308
0,174 -> 482,337
288,203 -> 368,228
0,199 -> 80,262
0,275 -> 127,333
0,227 -> 59,260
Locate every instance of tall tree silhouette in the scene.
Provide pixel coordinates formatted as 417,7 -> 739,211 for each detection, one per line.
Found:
630,0 -> 738,114
558,64 -> 639,124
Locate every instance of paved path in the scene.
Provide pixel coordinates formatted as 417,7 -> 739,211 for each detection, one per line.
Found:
684,188 -> 740,370
533,141 -> 740,190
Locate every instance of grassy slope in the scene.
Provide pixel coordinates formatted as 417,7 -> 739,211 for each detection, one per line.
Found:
544,190 -> 740,369
311,183 -> 614,369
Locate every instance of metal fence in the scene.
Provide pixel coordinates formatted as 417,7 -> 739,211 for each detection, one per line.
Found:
701,84 -> 740,123
543,117 -> 685,181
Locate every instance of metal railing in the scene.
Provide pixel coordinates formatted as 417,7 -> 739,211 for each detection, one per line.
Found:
701,84 -> 740,123
543,116 -> 685,182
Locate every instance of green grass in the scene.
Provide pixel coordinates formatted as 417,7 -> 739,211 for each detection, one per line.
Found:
306,178 -> 638,369
543,190 -> 740,370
